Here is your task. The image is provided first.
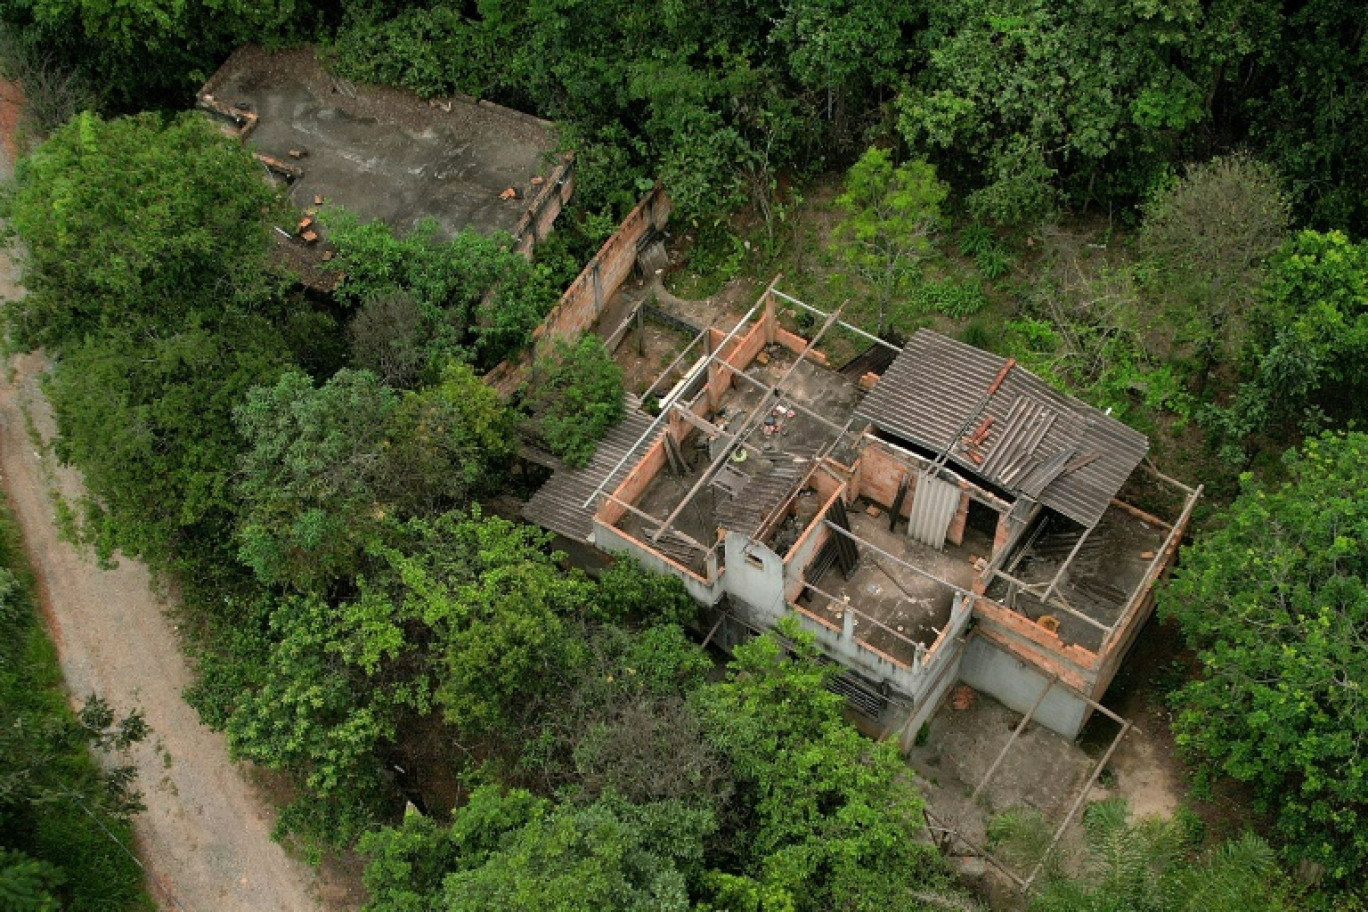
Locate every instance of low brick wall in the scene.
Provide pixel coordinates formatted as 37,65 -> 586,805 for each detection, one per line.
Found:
510,155 -> 575,258
488,184 -> 672,396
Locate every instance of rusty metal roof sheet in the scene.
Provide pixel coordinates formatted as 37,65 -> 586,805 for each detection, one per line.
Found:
854,329 -> 1148,528
522,399 -> 661,542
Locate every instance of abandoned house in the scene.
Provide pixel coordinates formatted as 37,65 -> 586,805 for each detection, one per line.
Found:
524,280 -> 1201,742
191,47 -> 1200,746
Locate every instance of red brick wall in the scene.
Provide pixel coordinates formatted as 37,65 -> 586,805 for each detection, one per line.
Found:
489,185 -> 672,396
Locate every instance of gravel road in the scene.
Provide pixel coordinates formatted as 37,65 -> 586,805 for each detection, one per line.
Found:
0,80 -> 358,912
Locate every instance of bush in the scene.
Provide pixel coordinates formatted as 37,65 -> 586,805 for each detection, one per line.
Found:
523,336 -> 624,468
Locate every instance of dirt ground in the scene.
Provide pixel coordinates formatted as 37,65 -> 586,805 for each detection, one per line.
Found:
0,79 -> 360,912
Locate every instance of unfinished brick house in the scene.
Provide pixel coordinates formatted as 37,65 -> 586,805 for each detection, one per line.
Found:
526,281 -> 1200,742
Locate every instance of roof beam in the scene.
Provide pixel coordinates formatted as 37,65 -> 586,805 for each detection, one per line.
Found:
579,291 -> 768,511
769,288 -> 902,353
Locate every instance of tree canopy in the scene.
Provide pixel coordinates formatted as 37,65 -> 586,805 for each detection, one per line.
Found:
3,112 -> 282,349
1160,432 -> 1368,880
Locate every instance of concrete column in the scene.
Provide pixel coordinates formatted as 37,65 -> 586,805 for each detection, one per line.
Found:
946,492 -> 970,546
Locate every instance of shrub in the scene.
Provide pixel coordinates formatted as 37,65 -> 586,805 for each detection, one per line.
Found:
524,336 -> 624,467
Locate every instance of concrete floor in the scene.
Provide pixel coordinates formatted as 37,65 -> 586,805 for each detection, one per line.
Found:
204,47 -> 555,238
907,687 -> 1120,906
987,504 -> 1167,651
799,508 -> 988,664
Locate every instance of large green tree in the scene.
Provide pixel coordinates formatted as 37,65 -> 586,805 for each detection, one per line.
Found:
328,215 -> 559,372
1139,153 -> 1291,387
522,334 -> 623,468
0,0 -> 308,109
3,112 -> 282,350
897,0 -> 1279,220
1208,230 -> 1368,455
46,315 -> 290,566
692,623 -> 958,911
234,365 -> 511,591
1160,432 -> 1368,880
831,147 -> 947,335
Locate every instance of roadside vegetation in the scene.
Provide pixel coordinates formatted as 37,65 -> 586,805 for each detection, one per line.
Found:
0,1 -> 1365,909
0,489 -> 152,910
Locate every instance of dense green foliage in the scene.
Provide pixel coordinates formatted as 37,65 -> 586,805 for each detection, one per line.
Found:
3,112 -> 282,350
233,366 -> 512,592
1208,230 -> 1368,457
326,214 -> 560,373
3,0 -> 1366,234
359,622 -> 965,912
832,147 -> 947,334
522,335 -> 624,468
0,493 -> 152,911
0,113 -> 294,570
3,2 -> 1368,908
1160,433 -> 1368,881
1140,153 -> 1292,383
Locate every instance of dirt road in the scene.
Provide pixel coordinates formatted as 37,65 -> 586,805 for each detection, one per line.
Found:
0,83 -> 357,912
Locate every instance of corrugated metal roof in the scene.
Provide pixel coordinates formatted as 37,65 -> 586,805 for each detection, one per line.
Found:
522,398 -> 662,542
854,329 -> 1148,528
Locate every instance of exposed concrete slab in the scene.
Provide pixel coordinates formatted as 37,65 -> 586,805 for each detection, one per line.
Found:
203,46 -> 556,238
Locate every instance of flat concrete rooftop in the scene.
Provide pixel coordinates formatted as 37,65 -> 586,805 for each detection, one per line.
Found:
202,46 -> 556,238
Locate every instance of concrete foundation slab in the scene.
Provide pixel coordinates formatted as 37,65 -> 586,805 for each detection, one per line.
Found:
202,46 -> 556,238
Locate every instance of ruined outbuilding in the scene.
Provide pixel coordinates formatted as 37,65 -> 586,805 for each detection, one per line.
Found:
195,47 -> 573,287
524,281 -> 1200,741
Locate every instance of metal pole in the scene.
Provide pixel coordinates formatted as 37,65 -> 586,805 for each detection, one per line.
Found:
580,296 -> 766,510
769,288 -> 902,352
1022,720 -> 1131,891
971,676 -> 1056,802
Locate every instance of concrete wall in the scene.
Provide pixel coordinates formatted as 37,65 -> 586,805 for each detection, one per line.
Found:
970,601 -> 1097,694
706,318 -> 768,411
532,184 -> 670,353
959,634 -> 1091,738
899,599 -> 974,747
723,534 -> 788,618
780,488 -> 844,603
597,437 -> 668,526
